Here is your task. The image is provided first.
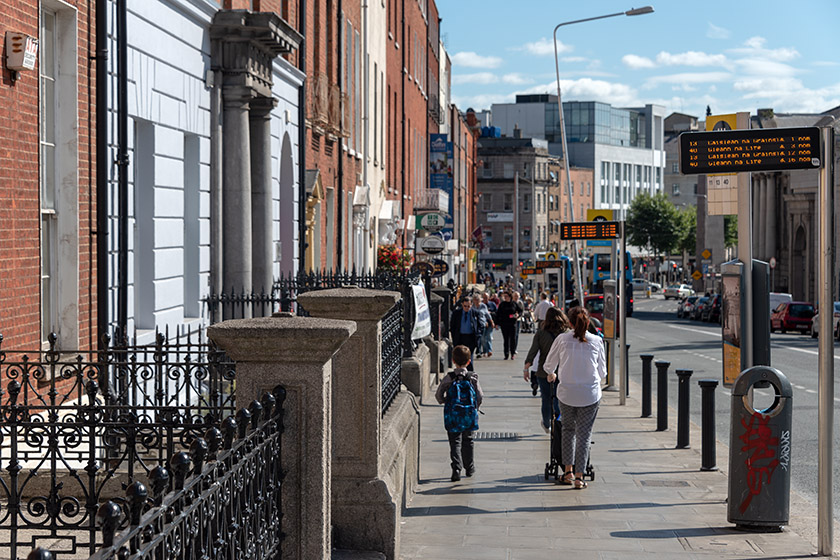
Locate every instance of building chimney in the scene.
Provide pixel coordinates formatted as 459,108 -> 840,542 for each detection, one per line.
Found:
513,123 -> 522,139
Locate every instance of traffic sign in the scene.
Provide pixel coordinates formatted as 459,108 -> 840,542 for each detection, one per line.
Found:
679,126 -> 821,175
560,221 -> 620,240
431,259 -> 449,278
692,270 -> 702,281
701,248 -> 712,260
417,235 -> 446,255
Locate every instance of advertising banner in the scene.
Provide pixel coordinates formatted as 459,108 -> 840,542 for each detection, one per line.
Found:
411,284 -> 431,339
603,280 -> 616,340
430,133 -> 454,238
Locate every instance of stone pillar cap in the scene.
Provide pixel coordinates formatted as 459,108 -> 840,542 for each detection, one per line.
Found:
297,288 -> 400,321
208,316 -> 356,363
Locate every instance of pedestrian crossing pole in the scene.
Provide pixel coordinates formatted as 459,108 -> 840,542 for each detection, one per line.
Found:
618,221 -> 627,406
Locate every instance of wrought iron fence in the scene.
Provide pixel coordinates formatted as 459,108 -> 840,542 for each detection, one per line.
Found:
31,386 -> 286,560
380,301 -> 403,415
0,330 -> 236,559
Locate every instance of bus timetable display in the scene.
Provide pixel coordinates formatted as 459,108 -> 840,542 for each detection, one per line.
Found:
679,126 -> 821,175
560,221 -> 620,240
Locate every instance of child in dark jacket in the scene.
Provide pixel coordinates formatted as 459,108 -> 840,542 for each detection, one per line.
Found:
435,345 -> 484,482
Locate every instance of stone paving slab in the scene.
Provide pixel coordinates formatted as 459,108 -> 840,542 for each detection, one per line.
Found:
399,332 -> 830,559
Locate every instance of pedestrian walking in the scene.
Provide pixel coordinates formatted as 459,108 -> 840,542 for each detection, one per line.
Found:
495,291 -> 521,359
534,292 -> 553,330
543,306 -> 606,489
523,307 -> 569,433
435,345 -> 484,482
512,291 -> 525,349
473,294 -> 495,358
449,296 -> 480,370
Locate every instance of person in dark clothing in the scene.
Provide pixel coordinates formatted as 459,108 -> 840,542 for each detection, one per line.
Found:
495,291 -> 521,359
523,307 -> 570,432
449,297 -> 480,371
512,291 -> 525,349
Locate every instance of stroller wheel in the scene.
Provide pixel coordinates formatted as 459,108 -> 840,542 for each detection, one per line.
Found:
544,464 -> 550,480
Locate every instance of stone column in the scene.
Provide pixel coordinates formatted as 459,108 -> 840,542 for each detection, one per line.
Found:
208,315 -> 356,560
250,96 -> 277,293
222,87 -> 253,296
765,174 -> 777,262
296,288 -> 417,560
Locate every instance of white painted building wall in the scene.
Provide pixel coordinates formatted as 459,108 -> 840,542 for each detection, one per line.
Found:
109,0 -> 302,342
367,0 -> 387,272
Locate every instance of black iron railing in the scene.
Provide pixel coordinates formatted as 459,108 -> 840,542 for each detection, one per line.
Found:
380,301 -> 403,415
0,331 -> 236,559
33,386 -> 286,560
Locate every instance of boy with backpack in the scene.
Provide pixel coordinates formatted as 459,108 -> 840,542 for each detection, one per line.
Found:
435,345 -> 484,482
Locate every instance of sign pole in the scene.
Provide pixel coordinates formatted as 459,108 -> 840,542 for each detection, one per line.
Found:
817,126 -> 835,556
738,171 -> 753,368
514,172 -> 519,279
618,221 -> 627,406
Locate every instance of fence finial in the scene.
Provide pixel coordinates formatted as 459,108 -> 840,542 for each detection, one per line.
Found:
97,501 -> 123,547
190,438 -> 209,476
261,391 -> 276,420
221,416 -> 237,449
27,548 -> 54,560
169,452 -> 192,491
205,427 -> 224,460
126,481 -> 148,526
149,466 -> 170,506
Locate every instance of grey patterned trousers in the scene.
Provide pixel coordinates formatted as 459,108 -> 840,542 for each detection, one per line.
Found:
558,400 -> 600,474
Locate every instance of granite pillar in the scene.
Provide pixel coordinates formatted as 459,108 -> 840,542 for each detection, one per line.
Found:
208,316 -> 356,560
296,288 -> 418,560
222,88 -> 253,297
250,96 -> 277,293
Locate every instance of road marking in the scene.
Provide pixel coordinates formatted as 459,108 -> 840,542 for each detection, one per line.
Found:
772,344 -> 840,361
668,325 -> 721,338
805,389 -> 817,394
682,349 -> 721,363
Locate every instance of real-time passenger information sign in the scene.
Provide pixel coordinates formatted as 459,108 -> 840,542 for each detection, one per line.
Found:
679,126 -> 821,175
560,221 -> 620,240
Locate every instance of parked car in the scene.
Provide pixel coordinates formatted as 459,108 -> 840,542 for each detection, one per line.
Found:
810,301 -> 840,339
664,284 -> 695,300
631,278 -> 662,293
677,296 -> 698,318
769,292 -> 793,316
692,296 -> 710,320
701,294 -> 721,323
584,295 -> 605,323
770,302 -> 816,334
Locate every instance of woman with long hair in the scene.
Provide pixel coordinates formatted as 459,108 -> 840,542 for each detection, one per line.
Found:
523,307 -> 569,432
543,306 -> 606,489
495,291 -> 521,359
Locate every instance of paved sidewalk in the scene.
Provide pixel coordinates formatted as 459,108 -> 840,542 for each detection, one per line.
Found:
399,332 -> 825,559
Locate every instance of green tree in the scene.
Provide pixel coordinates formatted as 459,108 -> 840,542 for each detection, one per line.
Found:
724,214 -> 738,248
626,192 -> 682,256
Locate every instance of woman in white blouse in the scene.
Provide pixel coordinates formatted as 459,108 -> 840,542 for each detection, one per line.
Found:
543,306 -> 607,489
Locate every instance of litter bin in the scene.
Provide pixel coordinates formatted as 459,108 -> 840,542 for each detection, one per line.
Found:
727,366 -> 792,530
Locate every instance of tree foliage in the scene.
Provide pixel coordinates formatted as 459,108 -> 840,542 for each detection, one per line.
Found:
676,206 -> 696,255
724,214 -> 738,248
626,192 -> 682,255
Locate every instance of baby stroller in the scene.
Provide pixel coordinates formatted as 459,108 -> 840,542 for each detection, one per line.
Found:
521,309 -> 536,333
544,413 -> 596,482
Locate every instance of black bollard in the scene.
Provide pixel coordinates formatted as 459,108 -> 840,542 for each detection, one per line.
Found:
655,361 -> 670,431
675,369 -> 693,448
624,343 -> 631,397
698,379 -> 719,471
640,354 -> 654,418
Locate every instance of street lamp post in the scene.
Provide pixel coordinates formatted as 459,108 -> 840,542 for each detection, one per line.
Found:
553,6 -> 654,305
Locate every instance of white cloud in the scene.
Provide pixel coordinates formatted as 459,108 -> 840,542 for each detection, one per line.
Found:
706,22 -> 730,40
517,78 -> 640,107
812,61 -> 840,67
656,51 -> 730,69
451,92 -> 517,112
451,51 -> 503,69
452,72 -> 498,85
562,56 -> 588,63
517,37 -> 572,56
502,73 -> 533,85
730,37 -> 799,62
644,72 -> 732,88
622,54 -> 655,69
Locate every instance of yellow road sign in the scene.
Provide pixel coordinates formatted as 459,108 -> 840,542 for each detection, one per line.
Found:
587,208 -> 615,222
692,270 -> 702,281
701,249 -> 712,260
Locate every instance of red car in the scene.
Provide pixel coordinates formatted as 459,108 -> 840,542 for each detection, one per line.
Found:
584,295 -> 605,323
770,302 -> 816,334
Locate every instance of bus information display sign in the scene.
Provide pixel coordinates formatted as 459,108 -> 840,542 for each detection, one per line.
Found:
679,127 -> 821,175
560,221 -> 620,240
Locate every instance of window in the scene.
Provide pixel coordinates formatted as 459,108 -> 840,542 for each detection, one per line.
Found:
40,3 -> 79,346
503,225 -> 513,249
503,163 -> 514,179
523,193 -> 531,213
504,193 -> 513,211
482,193 -> 492,211
672,183 -> 680,195
570,181 -> 574,196
483,161 -> 493,178
672,162 -> 679,173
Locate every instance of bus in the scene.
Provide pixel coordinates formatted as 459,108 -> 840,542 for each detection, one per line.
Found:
588,251 -> 633,293
545,255 -> 574,301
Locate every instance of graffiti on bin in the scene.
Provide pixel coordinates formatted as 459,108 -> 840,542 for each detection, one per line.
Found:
738,412 -> 781,514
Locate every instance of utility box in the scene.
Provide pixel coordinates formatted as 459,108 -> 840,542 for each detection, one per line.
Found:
5,32 -> 38,71
728,366 -> 792,530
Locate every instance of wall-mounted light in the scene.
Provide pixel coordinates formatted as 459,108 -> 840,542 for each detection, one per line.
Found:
5,32 -> 38,83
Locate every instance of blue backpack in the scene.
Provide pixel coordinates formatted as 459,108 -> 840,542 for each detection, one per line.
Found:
444,373 -> 479,433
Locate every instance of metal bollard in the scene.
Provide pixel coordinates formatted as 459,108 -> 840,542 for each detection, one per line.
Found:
698,379 -> 719,471
640,354 -> 654,418
675,369 -> 693,448
655,361 -> 671,431
624,343 -> 631,397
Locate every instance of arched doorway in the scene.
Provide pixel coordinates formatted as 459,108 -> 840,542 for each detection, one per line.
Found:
792,225 -> 806,301
279,133 -> 295,275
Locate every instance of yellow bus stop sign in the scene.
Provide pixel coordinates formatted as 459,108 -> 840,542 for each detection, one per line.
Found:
692,270 -> 702,281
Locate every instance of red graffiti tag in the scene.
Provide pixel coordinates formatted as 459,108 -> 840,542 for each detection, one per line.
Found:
738,412 -> 779,514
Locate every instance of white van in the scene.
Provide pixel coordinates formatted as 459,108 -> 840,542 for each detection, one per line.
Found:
769,292 -> 793,314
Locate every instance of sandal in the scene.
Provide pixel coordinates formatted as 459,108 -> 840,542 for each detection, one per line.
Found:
574,477 -> 588,490
557,472 -> 573,485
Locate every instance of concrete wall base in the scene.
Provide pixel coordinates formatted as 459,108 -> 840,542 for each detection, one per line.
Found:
331,391 -> 420,560
401,344 -> 435,404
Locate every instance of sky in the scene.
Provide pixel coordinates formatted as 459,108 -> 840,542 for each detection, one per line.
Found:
436,1 -> 840,119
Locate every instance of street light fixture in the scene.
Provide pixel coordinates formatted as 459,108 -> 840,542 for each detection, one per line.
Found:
553,6 -> 654,305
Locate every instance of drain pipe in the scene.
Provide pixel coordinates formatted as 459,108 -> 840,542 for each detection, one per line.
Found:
335,0 -> 344,269
95,0 -> 109,345
297,0 -> 307,274
116,0 -> 129,333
